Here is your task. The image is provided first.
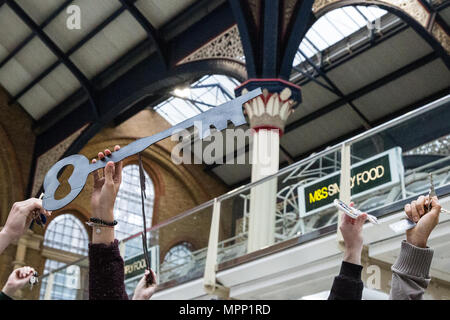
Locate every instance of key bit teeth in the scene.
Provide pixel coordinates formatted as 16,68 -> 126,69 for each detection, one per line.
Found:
212,120 -> 227,131
230,114 -> 246,127
200,128 -> 211,140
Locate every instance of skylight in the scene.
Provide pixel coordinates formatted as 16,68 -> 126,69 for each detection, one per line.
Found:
155,74 -> 239,125
155,6 -> 389,126
293,5 -> 388,66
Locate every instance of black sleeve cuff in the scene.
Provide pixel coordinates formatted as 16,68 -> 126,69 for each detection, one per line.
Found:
340,261 -> 363,280
88,239 -> 120,256
0,291 -> 13,300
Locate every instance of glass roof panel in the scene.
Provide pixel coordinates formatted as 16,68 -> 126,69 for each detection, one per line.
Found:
155,74 -> 239,125
293,5 -> 388,64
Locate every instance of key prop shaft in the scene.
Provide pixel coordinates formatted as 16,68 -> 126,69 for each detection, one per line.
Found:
42,88 -> 262,211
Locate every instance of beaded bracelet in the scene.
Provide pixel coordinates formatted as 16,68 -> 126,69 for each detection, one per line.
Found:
89,217 -> 118,226
86,221 -> 115,229
85,221 -> 114,234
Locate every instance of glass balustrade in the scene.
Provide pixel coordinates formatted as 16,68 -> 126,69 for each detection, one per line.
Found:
38,95 -> 450,299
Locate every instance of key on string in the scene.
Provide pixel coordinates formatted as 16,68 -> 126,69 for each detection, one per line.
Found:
29,271 -> 39,290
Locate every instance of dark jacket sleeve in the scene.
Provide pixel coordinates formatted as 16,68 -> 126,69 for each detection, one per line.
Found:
89,239 -> 128,300
328,261 -> 364,300
0,291 -> 13,300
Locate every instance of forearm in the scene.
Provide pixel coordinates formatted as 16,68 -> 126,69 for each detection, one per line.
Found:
389,240 -> 433,300
88,239 -> 128,300
0,230 -> 14,255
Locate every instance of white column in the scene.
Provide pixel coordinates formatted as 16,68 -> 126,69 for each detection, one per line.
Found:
247,129 -> 280,253
240,85 -> 297,254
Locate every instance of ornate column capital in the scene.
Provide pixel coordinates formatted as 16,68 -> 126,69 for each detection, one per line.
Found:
235,79 -> 301,133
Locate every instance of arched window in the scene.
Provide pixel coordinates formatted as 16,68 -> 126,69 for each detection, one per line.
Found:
162,242 -> 194,270
113,164 -> 155,241
40,214 -> 88,300
43,214 -> 88,255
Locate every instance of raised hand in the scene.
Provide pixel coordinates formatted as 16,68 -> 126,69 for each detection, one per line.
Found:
404,195 -> 441,248
0,198 -> 51,254
2,266 -> 36,297
90,145 -> 123,221
132,269 -> 158,300
90,145 -> 123,243
340,202 -> 368,265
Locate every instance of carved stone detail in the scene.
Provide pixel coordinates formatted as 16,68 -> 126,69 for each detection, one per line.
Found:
312,0 -> 340,13
31,125 -> 88,197
386,0 -> 429,27
432,22 -> 450,54
242,88 -> 297,132
176,25 -> 244,65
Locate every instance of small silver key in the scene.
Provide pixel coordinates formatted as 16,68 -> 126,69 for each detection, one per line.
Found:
29,271 -> 39,290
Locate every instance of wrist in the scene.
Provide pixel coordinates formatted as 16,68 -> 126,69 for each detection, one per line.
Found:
406,234 -> 427,248
132,293 -> 142,300
91,210 -> 114,221
92,227 -> 115,244
0,228 -> 15,243
2,284 -> 16,297
343,246 -> 362,265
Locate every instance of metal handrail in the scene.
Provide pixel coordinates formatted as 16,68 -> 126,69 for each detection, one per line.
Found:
130,94 -> 450,236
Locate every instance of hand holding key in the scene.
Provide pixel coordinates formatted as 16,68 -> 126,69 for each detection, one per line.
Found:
90,145 -> 123,244
132,269 -> 157,300
339,202 -> 368,265
0,198 -> 51,250
404,195 -> 441,248
2,266 -> 36,298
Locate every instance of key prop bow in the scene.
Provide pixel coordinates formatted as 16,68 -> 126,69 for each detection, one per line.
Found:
42,88 -> 262,211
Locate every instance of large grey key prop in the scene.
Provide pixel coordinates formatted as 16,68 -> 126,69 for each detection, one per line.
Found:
42,88 -> 262,211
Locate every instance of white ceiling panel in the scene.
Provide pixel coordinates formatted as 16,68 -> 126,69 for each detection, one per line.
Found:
69,11 -> 147,79
286,79 -> 340,125
212,163 -> 252,186
44,0 -> 122,52
34,64 -> 80,106
353,59 -> 450,122
440,6 -> 450,25
0,37 -> 57,96
18,83 -> 58,120
135,0 -> 197,29
0,43 -> 8,63
0,4 -> 31,59
12,37 -> 58,78
0,56 -> 33,94
326,29 -> 433,95
15,0 -> 66,25
282,104 -> 363,157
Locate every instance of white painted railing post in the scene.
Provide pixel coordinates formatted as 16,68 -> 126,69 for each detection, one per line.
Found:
203,198 -> 229,298
338,143 -> 351,249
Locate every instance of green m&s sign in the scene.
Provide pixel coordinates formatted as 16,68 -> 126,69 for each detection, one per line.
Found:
298,148 -> 403,217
